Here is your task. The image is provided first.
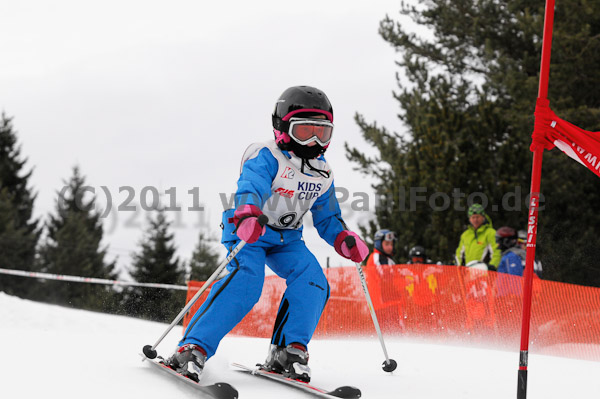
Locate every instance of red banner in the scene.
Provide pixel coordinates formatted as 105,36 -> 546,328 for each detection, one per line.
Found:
533,99 -> 600,178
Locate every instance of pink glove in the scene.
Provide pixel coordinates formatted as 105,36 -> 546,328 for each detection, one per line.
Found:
334,231 -> 369,262
233,204 -> 266,243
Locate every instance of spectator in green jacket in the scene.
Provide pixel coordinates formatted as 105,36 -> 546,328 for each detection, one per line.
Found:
455,204 -> 501,271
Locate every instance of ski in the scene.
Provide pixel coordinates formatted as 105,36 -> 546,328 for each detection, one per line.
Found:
141,354 -> 239,399
231,362 -> 361,398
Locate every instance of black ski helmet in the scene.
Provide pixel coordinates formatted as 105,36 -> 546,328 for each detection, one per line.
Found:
272,85 -> 334,159
408,245 -> 426,259
495,226 -> 517,251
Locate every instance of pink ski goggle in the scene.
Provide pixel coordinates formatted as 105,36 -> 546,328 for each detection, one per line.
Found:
288,118 -> 334,146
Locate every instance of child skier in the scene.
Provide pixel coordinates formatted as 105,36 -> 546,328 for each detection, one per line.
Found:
165,85 -> 369,383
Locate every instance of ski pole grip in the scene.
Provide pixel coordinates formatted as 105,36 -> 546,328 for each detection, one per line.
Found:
344,235 -> 356,249
257,214 -> 268,227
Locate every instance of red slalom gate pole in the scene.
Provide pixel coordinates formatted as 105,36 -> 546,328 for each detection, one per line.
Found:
517,1 -> 555,398
517,149 -> 543,398
537,0 -> 556,101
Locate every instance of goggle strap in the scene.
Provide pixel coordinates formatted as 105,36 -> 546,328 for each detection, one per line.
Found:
301,158 -> 330,178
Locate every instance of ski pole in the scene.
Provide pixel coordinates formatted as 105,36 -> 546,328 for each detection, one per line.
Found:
345,235 -> 398,372
143,215 -> 268,359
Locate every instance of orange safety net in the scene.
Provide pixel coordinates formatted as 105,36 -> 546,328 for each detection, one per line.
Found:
183,265 -> 600,361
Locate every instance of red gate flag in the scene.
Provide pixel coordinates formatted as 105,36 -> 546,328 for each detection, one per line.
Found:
532,98 -> 600,178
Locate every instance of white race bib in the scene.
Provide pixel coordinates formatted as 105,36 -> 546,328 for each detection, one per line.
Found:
241,141 -> 334,229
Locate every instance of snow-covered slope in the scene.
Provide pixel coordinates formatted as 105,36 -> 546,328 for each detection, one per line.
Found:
1,292 -> 599,399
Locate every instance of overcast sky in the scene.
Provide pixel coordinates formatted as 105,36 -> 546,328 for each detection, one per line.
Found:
1,0 -> 411,275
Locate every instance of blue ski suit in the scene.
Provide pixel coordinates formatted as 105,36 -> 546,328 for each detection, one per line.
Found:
180,141 -> 347,358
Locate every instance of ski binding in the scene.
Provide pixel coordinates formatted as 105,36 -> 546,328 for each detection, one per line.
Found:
232,362 -> 361,398
141,353 -> 238,399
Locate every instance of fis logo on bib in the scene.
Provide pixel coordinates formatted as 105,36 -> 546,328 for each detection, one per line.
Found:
275,187 -> 295,198
297,182 -> 322,200
280,167 -> 295,179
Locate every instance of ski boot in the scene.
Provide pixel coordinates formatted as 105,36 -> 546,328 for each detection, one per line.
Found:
163,343 -> 207,382
261,343 -> 311,382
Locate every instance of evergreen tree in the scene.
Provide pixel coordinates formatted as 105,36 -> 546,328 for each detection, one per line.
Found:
348,1 -> 600,285
125,208 -> 186,322
39,166 -> 117,309
189,232 -> 221,282
0,113 -> 40,297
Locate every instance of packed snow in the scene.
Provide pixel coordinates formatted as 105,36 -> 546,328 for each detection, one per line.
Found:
1,292 -> 599,399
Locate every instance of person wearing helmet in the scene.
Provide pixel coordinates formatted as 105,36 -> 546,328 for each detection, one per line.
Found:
454,204 -> 501,270
495,226 -> 524,276
165,86 -> 369,384
406,245 -> 433,264
366,229 -> 397,268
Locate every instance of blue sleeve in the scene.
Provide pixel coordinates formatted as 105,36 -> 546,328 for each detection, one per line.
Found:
509,252 -> 525,276
235,148 -> 278,208
497,255 -> 508,274
498,252 -> 524,276
311,182 -> 347,246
